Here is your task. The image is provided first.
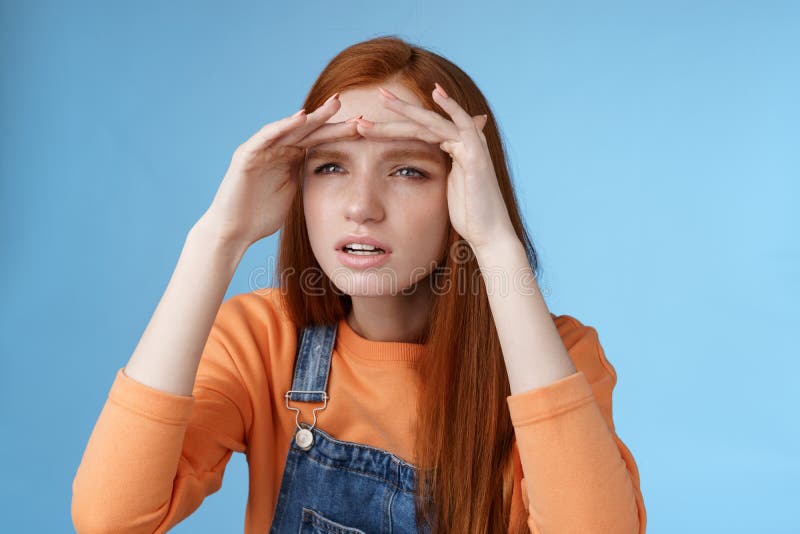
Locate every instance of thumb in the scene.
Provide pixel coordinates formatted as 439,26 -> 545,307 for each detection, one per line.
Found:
473,114 -> 489,131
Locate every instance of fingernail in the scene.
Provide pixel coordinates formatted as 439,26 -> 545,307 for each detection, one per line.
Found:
378,87 -> 397,100
356,118 -> 374,127
482,114 -> 488,120
326,92 -> 340,104
292,108 -> 306,118
345,114 -> 363,124
434,82 -> 449,99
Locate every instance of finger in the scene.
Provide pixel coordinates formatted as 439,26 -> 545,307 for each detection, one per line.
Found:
377,87 -> 458,141
292,117 -> 363,148
278,92 -> 345,146
432,83 -> 486,154
237,109 -> 309,155
355,114 -> 486,142
431,83 -> 477,133
354,118 -> 443,144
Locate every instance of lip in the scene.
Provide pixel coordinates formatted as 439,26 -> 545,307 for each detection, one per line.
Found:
335,249 -> 392,269
334,234 -> 392,253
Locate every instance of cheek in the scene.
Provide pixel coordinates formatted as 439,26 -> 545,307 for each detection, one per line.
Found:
303,175 -> 334,210
427,188 -> 451,252
302,182 -> 332,244
403,193 -> 450,248
423,181 -> 449,224
406,178 -> 447,215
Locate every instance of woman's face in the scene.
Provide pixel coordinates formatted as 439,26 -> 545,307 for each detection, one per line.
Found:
302,81 -> 450,297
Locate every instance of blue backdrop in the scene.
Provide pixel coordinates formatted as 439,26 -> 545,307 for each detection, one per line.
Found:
1,1 -> 797,532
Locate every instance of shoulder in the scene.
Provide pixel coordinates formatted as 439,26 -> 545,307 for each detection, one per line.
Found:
217,287 -> 292,327
209,287 -> 297,352
549,312 -> 618,391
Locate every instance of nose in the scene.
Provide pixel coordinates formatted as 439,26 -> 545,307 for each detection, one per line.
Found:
342,173 -> 385,225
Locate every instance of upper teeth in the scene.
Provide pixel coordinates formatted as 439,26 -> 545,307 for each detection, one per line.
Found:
344,243 -> 382,251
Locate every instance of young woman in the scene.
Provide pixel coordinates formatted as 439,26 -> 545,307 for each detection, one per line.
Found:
72,36 -> 646,533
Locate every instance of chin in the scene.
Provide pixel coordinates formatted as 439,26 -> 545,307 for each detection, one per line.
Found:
328,266 -> 436,298
330,268 -> 440,297
328,269 -> 402,297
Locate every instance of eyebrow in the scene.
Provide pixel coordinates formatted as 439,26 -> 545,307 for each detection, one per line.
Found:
306,147 -> 444,166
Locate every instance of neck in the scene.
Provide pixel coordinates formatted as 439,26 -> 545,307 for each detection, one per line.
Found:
346,282 -> 432,343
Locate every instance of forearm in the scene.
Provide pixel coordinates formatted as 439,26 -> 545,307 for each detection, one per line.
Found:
473,236 -> 576,395
123,216 -> 248,396
477,237 -> 644,531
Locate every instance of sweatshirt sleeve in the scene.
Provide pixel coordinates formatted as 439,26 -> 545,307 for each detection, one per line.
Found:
506,316 -> 646,534
71,297 -> 255,534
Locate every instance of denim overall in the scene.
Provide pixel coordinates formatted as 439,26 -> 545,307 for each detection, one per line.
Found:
268,322 -> 433,534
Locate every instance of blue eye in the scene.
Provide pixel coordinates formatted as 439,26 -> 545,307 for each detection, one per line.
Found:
395,167 -> 427,179
314,163 -> 341,174
313,163 -> 428,180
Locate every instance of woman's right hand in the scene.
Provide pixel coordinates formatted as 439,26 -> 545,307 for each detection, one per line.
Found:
198,93 -> 359,249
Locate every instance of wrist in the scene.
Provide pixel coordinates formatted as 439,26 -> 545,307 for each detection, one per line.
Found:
472,232 -> 524,263
187,215 -> 250,263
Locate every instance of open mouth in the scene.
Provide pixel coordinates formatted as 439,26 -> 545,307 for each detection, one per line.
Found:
341,244 -> 386,255
336,243 -> 392,269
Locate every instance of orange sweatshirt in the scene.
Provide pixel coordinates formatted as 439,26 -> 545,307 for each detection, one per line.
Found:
72,287 -> 646,533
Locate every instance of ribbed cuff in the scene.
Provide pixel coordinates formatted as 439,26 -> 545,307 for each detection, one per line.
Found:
108,367 -> 196,426
506,371 -> 595,426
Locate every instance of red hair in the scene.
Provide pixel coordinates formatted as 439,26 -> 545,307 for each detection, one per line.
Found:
276,36 -> 540,533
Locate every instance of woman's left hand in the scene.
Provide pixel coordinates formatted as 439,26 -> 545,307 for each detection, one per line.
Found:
356,84 -> 517,253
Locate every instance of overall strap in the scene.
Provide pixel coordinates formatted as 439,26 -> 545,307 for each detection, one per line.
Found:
286,322 -> 338,403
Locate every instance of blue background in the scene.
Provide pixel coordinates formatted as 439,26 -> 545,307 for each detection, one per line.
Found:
2,1 -> 797,532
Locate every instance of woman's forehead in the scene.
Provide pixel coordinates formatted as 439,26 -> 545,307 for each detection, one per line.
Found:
326,82 -> 424,124
307,137 -> 440,158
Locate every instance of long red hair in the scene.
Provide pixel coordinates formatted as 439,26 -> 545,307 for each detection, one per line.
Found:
276,36 -> 540,533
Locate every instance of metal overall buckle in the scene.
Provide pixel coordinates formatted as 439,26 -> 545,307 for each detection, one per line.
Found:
284,389 -> 328,451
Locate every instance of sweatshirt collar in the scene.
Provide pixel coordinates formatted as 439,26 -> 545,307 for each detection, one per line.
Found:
336,317 -> 427,364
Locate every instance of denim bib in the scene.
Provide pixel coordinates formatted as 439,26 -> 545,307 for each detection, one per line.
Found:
268,323 -> 432,533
